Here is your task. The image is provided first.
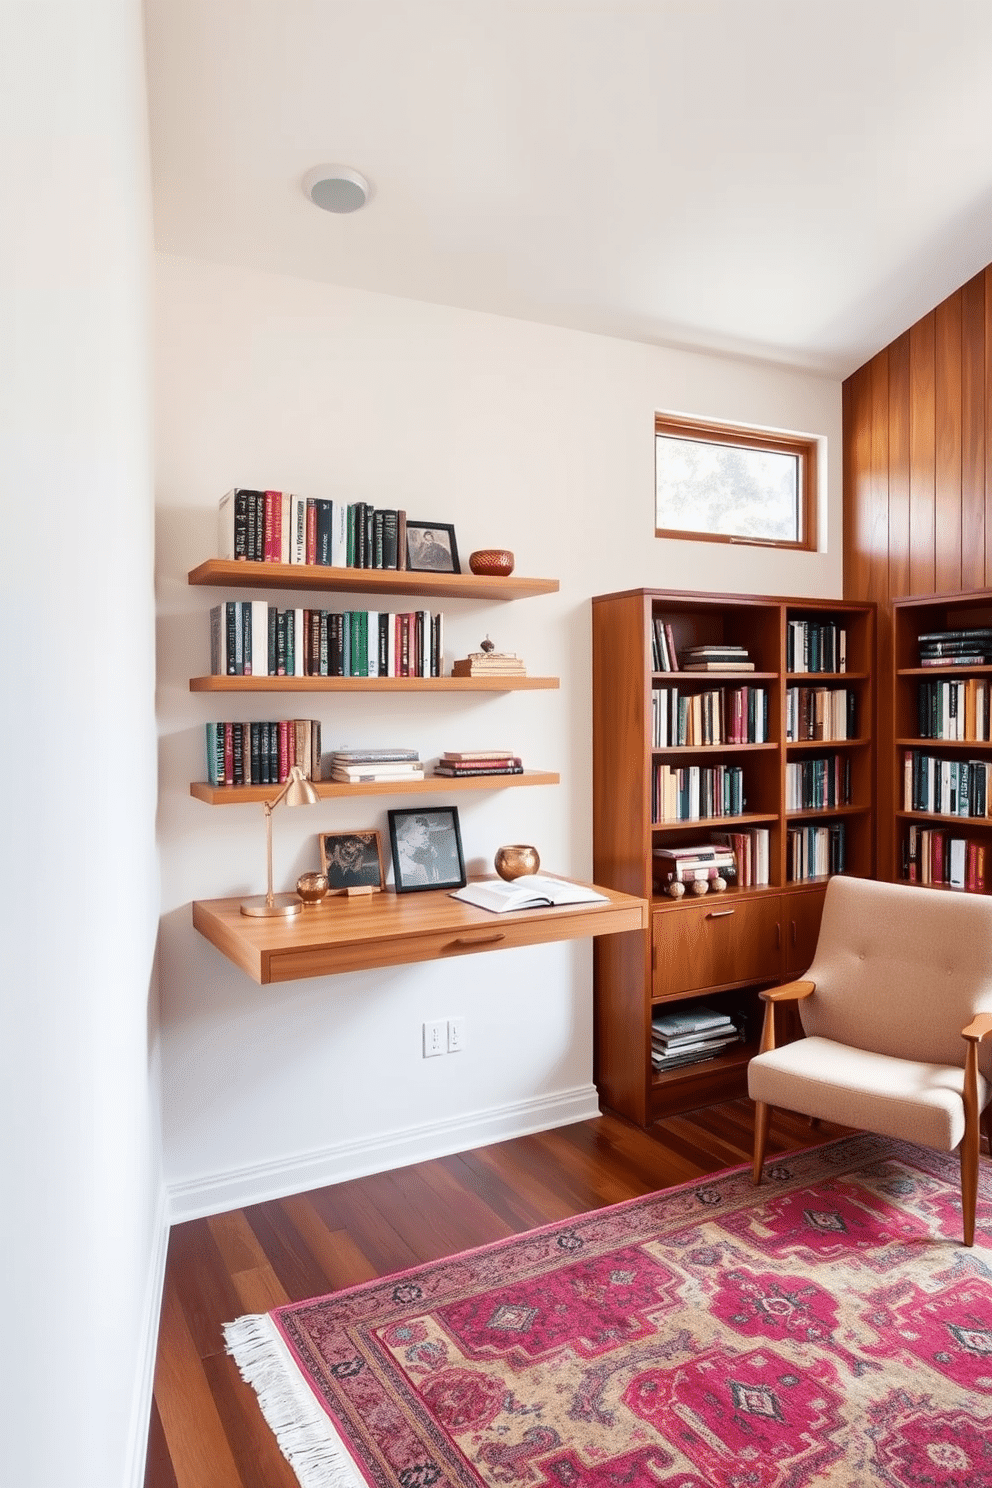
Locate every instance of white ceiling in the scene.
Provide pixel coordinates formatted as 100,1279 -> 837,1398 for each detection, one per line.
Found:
144,0 -> 992,378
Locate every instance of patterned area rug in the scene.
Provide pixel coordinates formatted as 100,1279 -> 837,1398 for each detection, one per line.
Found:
224,1135 -> 992,1488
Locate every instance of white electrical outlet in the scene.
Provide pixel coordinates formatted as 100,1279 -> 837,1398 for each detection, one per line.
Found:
423,1019 -> 447,1058
447,1017 -> 466,1053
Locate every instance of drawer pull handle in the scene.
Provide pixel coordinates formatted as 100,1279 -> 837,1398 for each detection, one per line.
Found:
446,933 -> 507,950
706,909 -> 735,919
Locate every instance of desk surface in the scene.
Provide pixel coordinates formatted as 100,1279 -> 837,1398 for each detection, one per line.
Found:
193,879 -> 648,984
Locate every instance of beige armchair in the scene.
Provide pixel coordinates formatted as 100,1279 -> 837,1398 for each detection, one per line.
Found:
749,875 -> 992,1245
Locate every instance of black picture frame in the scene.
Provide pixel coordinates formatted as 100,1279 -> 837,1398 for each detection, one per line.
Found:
388,807 -> 466,893
406,520 -> 460,574
319,830 -> 386,893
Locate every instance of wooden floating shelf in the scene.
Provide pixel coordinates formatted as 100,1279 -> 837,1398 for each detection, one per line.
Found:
190,770 -> 560,805
187,559 -> 559,603
650,812 -> 779,831
190,674 -> 559,693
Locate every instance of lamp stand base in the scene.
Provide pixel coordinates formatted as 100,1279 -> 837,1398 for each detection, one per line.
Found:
240,894 -> 302,918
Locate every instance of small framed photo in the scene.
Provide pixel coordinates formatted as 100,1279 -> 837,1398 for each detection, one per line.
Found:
388,807 -> 466,893
406,520 -> 460,574
319,830 -> 386,893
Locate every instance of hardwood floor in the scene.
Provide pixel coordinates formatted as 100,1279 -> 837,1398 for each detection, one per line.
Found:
144,1101 -> 850,1488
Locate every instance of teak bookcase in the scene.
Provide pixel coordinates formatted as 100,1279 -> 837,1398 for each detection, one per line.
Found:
188,559 -> 561,802
592,588 -> 876,1127
893,588 -> 992,890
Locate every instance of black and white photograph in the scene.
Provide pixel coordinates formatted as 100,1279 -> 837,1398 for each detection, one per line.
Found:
319,830 -> 386,893
405,520 -> 460,574
388,807 -> 466,893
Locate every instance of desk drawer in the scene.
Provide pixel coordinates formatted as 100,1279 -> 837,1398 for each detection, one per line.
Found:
652,895 -> 781,999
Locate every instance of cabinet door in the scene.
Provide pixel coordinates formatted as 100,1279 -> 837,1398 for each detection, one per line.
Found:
653,895 -> 782,999
781,888 -> 825,976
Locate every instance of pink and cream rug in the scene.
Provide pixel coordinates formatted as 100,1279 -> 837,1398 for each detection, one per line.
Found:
225,1134 -> 992,1488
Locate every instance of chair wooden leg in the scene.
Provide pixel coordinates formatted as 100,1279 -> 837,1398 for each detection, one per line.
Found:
961,1044 -> 982,1247
752,1101 -> 770,1185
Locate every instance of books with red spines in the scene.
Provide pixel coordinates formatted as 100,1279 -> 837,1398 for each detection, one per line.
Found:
435,757 -> 522,771
664,623 -> 679,672
306,500 -> 317,564
264,490 -> 282,562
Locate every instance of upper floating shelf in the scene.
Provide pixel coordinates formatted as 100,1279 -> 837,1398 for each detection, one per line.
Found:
188,559 -> 559,603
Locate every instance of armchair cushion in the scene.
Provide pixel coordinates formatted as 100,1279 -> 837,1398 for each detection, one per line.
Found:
748,1035 -> 989,1152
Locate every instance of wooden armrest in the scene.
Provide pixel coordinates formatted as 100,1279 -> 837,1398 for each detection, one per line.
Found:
962,1012 -> 992,1043
760,979 -> 815,1004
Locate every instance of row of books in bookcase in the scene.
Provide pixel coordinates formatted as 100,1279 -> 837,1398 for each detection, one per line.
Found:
903,826 -> 989,891
652,685 -> 769,746
786,618 -> 849,674
901,750 -> 992,819
210,601 -> 443,679
916,678 -> 992,741
204,729 -> 530,789
220,488 -> 415,571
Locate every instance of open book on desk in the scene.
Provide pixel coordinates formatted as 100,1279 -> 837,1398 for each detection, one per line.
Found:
450,874 -> 610,914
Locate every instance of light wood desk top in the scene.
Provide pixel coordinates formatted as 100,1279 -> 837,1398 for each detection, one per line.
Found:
193,879 -> 648,985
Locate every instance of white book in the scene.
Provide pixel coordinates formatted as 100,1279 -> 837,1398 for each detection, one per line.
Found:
246,600 -> 269,677
950,837 -> 967,888
450,874 -> 609,915
293,607 -> 305,676
218,488 -> 238,560
331,502 -> 349,567
289,495 -> 307,564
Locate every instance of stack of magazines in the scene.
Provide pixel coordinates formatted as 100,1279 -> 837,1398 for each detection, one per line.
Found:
328,748 -> 423,784
651,1002 -> 744,1071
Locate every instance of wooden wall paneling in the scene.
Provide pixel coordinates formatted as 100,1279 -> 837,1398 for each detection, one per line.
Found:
909,312 -> 937,596
843,363 -> 876,603
934,291 -> 964,595
961,272 -> 986,591
877,332 -> 911,880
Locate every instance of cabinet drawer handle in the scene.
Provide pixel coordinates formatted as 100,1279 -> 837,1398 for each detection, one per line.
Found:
445,933 -> 507,950
706,909 -> 735,919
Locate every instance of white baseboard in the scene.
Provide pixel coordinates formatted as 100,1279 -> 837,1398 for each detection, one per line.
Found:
124,1182 -> 171,1488
167,1084 -> 601,1223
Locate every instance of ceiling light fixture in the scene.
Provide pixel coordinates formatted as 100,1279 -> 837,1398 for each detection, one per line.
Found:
302,164 -> 373,214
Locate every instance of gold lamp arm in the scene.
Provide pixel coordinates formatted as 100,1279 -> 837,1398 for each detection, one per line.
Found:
242,766 -> 320,918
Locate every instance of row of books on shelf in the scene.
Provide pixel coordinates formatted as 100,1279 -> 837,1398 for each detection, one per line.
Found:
219,489 -> 412,569
916,678 -> 992,740
651,1002 -> 746,1072
786,619 -> 848,674
653,764 -> 745,822
206,720 -> 323,787
787,822 -> 846,881
902,750 -> 992,819
785,755 -> 852,812
652,686 -> 768,747
786,687 -> 857,742
903,825 -> 989,890
917,626 -> 992,667
209,602 -> 443,678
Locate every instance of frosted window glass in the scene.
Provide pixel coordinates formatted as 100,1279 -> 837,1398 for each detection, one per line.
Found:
656,434 -> 800,542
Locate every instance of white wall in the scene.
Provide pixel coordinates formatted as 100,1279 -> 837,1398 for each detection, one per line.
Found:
0,4 -> 163,1487
156,254 -> 842,1215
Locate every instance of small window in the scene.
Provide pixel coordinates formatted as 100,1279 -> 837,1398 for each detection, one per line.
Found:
655,414 -> 817,551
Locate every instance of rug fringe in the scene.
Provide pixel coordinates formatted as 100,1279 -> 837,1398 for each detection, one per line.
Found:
224,1313 -> 366,1488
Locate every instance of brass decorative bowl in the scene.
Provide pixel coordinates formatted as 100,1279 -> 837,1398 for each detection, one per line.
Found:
469,549 -> 515,577
296,871 -> 329,906
494,844 -> 540,880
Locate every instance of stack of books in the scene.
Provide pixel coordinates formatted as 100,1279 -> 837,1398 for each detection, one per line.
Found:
652,843 -> 736,894
651,1003 -> 744,1071
327,748 -> 424,784
680,644 -> 755,673
451,650 -> 527,678
433,750 -> 524,778
219,489 -> 409,570
918,627 -> 992,667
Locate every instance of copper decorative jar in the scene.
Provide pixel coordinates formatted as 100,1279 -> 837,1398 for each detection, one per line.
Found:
469,549 -> 515,577
296,871 -> 329,906
494,844 -> 540,880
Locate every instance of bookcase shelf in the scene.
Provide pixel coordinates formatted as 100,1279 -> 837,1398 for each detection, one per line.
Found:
592,587 -> 876,1126
893,589 -> 992,892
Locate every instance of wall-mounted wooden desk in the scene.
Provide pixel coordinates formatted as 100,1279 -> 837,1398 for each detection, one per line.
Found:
193,880 -> 648,985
